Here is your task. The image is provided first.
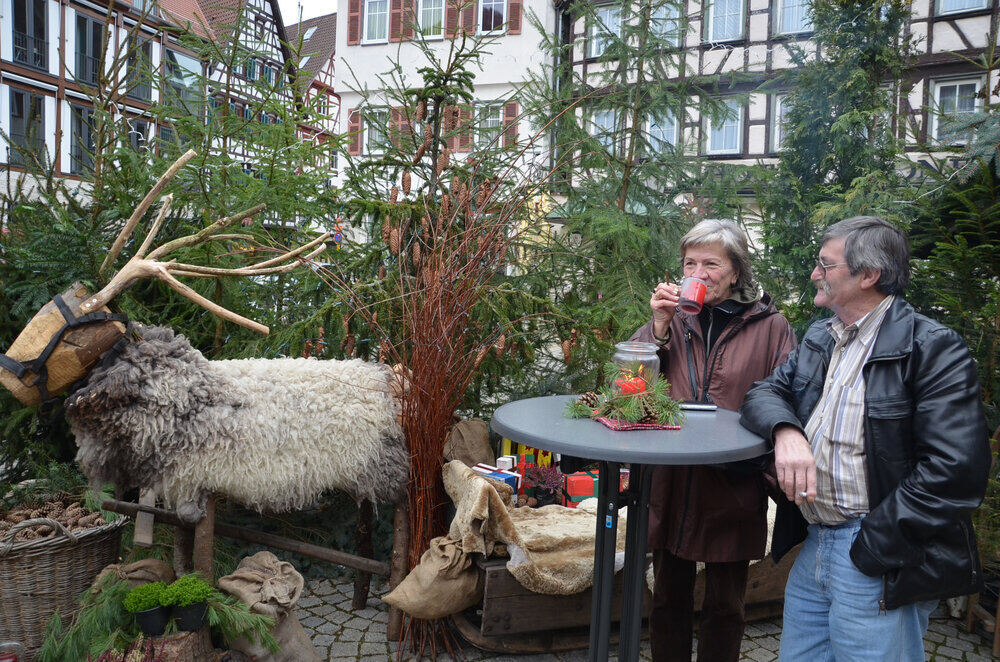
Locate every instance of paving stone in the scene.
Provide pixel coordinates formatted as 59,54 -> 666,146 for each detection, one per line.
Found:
933,645 -> 964,659
338,627 -> 363,641
297,595 -> 322,608
300,615 -> 325,628
317,620 -> 340,635
945,636 -> 975,652
328,641 -> 361,658
312,633 -> 337,647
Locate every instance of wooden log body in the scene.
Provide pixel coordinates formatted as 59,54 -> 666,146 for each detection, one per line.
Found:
0,282 -> 126,405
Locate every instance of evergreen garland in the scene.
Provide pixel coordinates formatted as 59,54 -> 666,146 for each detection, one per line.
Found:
565,362 -> 684,426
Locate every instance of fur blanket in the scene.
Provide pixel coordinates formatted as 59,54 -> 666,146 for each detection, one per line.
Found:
66,326 -> 408,514
443,461 -> 627,595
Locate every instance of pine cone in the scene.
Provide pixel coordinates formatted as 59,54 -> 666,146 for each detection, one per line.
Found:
390,185 -> 399,204
639,398 -> 657,424
494,332 -> 506,358
378,265 -> 387,280
389,228 -> 401,255
441,194 -> 451,217
474,344 -> 490,368
424,123 -> 434,142
413,142 -> 427,164
412,243 -> 422,268
402,171 -> 412,196
416,99 -> 427,122
381,216 -> 392,243
578,391 -> 601,408
343,333 -> 357,357
437,148 -> 450,175
561,339 -> 573,364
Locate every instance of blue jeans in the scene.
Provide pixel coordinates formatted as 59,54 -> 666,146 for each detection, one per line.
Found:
778,518 -> 937,662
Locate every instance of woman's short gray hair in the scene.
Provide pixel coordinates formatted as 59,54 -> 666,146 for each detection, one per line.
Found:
821,216 -> 910,295
680,219 -> 755,293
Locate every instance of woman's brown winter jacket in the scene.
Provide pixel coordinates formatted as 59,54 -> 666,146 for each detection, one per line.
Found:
629,292 -> 796,562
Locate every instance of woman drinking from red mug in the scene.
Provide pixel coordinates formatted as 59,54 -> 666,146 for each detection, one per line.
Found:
629,219 -> 796,662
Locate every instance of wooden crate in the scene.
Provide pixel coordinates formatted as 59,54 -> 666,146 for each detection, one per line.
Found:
454,545 -> 800,653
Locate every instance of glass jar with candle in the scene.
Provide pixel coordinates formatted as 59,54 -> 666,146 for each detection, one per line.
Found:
0,641 -> 25,662
611,341 -> 660,395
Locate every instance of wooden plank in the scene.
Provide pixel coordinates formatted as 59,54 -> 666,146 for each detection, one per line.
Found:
133,488 -> 156,548
192,495 -> 215,580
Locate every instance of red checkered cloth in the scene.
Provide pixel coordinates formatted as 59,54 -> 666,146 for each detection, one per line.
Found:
595,417 -> 682,431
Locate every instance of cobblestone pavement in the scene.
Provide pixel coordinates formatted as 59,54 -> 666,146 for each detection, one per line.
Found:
295,579 -> 997,661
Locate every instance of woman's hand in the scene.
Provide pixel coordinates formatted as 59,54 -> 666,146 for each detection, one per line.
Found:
650,275 -> 680,338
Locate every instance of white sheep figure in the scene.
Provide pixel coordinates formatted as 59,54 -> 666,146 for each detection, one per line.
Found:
65,325 -> 409,521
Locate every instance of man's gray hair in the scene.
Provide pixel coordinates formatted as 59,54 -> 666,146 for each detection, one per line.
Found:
821,216 -> 910,295
680,219 -> 755,293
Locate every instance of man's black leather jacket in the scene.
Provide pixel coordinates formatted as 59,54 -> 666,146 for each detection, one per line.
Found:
740,297 -> 991,609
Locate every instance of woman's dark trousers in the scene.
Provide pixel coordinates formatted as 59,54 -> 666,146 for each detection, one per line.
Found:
649,548 -> 749,662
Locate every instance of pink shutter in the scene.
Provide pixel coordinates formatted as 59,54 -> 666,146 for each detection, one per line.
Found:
348,0 -> 362,44
445,0 -> 459,37
348,108 -> 362,155
503,101 -> 518,148
389,0 -> 403,41
508,0 -> 521,34
402,0 -> 416,39
458,105 -> 473,152
461,0 -> 476,35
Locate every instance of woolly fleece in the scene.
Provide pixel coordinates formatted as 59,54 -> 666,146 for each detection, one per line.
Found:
66,326 -> 408,512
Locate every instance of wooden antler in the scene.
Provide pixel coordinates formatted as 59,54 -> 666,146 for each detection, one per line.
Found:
84,151 -> 329,336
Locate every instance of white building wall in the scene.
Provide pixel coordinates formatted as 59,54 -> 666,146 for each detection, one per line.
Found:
60,98 -> 71,169
65,6 -> 77,79
0,0 -> 12,62
0,83 -> 8,164
47,0 -> 60,76
44,93 -> 57,161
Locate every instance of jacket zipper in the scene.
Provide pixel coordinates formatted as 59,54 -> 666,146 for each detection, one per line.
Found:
879,577 -> 887,615
960,519 -> 978,585
699,320 -> 747,402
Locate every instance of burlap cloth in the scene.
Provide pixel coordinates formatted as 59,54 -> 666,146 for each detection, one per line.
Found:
218,551 -> 321,662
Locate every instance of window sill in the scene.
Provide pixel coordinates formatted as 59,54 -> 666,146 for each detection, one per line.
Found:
770,29 -> 814,40
701,36 -> 747,47
361,38 -> 390,45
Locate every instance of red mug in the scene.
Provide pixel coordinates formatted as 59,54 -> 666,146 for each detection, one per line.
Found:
678,277 -> 707,315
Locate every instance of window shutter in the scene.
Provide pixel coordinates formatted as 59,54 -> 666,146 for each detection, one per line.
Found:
461,0 -> 477,35
348,0 -> 362,44
458,105 -> 473,152
402,0 -> 416,39
348,108 -> 362,155
390,0 -> 403,41
503,101 -> 518,148
508,0 -> 521,34
445,0 -> 459,37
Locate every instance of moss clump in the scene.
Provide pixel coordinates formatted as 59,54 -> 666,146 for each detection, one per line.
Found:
122,582 -> 167,613
162,574 -> 213,607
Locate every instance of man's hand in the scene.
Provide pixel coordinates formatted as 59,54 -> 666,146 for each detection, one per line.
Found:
774,425 -> 816,505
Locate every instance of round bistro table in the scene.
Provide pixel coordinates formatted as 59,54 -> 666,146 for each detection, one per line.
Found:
491,395 -> 769,662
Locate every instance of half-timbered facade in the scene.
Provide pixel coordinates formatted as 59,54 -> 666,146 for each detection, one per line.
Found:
288,12 -> 339,178
564,0 -> 1000,171
332,0 -> 556,185
0,0 -> 294,191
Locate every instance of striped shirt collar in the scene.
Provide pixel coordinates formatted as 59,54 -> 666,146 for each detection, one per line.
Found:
827,295 -> 895,348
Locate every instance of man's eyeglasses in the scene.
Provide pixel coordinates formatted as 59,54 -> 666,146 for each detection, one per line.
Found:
815,258 -> 848,276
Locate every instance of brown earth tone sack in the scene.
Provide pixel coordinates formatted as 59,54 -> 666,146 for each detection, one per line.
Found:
444,419 -> 494,468
218,551 -> 321,662
382,536 -> 484,619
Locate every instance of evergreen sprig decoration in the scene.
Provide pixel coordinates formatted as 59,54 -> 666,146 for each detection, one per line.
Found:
565,363 -> 684,426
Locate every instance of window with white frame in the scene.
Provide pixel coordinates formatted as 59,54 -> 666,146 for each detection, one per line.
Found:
303,26 -> 318,40
366,108 -> 390,154
477,103 -> 503,147
936,0 -> 987,15
364,0 -> 389,42
650,1 -> 682,46
420,0 -> 445,37
648,111 -> 678,152
771,94 -> 790,151
706,0 -> 743,42
590,109 -> 618,152
932,78 -> 982,142
706,99 -> 742,154
10,88 -> 45,167
587,5 -> 621,58
775,0 -> 811,34
480,0 -> 506,33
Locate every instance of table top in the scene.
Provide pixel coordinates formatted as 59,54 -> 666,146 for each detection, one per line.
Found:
491,395 -> 769,465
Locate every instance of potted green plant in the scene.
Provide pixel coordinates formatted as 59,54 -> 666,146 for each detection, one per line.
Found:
525,466 -> 564,507
162,574 -> 213,632
123,582 -> 169,637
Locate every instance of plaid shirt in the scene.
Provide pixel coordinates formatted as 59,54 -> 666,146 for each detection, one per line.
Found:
800,295 -> 895,525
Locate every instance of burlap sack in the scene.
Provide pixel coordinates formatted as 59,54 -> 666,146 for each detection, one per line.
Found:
382,536 -> 483,619
444,419 -> 494,468
93,558 -> 176,590
217,551 -> 321,662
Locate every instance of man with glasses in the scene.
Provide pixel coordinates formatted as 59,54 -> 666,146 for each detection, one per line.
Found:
739,216 -> 990,661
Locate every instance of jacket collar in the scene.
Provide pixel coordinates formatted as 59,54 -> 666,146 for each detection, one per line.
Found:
868,295 -> 914,360
804,296 -> 914,361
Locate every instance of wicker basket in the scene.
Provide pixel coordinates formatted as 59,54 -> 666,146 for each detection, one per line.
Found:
0,515 -> 128,659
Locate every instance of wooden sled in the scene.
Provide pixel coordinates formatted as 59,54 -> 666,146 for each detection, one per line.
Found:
453,545 -> 801,654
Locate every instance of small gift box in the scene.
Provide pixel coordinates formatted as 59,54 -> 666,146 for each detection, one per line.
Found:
496,455 -> 518,471
562,470 -> 599,508
473,463 -> 520,491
